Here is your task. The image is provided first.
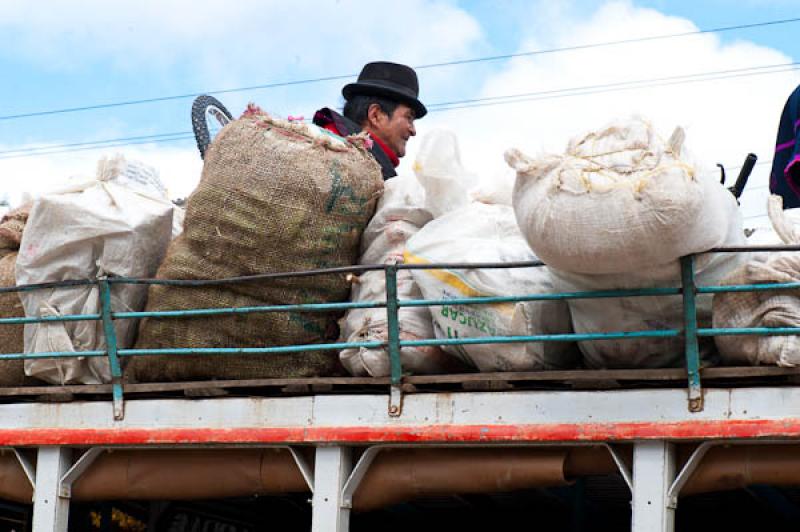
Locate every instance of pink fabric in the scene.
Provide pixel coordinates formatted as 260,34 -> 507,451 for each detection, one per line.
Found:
784,154 -> 800,198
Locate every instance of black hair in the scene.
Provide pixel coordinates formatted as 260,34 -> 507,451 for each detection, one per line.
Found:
342,95 -> 400,126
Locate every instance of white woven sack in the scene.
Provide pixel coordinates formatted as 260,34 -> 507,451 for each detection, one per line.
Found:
506,117 -> 737,276
713,196 -> 800,367
413,129 -> 476,218
339,175 -> 458,377
553,208 -> 748,369
16,156 -> 175,384
405,202 -> 579,372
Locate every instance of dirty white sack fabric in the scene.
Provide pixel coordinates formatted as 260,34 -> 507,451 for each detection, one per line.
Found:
714,196 -> 800,367
339,174 -> 458,377
406,201 -> 579,372
506,117 -> 738,276
16,156 -> 175,384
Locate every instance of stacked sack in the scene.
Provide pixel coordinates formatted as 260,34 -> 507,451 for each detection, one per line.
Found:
133,105 -> 384,382
16,156 -> 176,384
506,117 -> 747,368
406,130 -> 579,372
339,174 -> 463,376
0,205 -> 35,386
713,196 -> 800,367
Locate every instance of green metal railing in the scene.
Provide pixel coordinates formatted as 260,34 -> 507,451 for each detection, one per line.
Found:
4,245 -> 800,418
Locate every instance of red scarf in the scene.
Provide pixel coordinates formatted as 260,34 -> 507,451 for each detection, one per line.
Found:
368,132 -> 400,168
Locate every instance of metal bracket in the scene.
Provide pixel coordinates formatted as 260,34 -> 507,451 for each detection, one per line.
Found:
111,377 -> 125,421
99,278 -> 125,421
341,446 -> 383,509
666,441 -> 715,508
12,449 -> 36,491
287,447 -> 315,493
602,443 -> 633,492
680,255 -> 705,413
388,385 -> 403,417
59,447 -> 104,499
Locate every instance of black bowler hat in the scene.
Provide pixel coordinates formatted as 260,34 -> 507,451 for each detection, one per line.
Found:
343,61 -> 427,118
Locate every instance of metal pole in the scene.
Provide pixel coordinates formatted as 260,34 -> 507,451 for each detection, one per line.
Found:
680,255 -> 703,412
32,447 -> 72,532
631,441 -> 676,532
99,279 -> 125,420
385,264 -> 403,416
311,446 -> 352,532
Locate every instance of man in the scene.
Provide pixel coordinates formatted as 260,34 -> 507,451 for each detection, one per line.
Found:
313,61 -> 427,179
769,84 -> 800,208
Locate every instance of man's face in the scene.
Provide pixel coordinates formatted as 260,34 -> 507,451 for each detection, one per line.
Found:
368,103 -> 416,157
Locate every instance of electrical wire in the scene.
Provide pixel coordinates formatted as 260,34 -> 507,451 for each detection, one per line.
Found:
1,16 -> 798,122
1,62 -> 796,159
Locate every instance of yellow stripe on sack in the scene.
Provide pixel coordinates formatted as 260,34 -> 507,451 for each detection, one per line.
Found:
403,251 -> 515,317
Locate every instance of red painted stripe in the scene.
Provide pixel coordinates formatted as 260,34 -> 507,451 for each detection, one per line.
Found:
2,420 -> 800,446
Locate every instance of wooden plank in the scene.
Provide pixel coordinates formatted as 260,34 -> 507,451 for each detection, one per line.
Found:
0,366 -> 797,399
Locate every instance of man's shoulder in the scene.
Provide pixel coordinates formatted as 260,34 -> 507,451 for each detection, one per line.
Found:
312,107 -> 361,137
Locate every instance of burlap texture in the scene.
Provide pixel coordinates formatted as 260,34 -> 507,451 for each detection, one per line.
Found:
0,253 -> 25,386
0,206 -> 28,255
133,111 -> 383,381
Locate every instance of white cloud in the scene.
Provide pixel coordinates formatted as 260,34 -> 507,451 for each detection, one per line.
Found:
0,0 -> 483,88
3,0 -> 798,227
403,0 -> 800,225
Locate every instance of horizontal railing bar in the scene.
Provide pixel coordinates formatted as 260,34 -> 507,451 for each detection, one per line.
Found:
0,350 -> 106,360
105,261 -> 547,288
0,314 -> 100,325
399,330 -> 681,347
699,327 -> 800,337
0,278 -> 96,294
708,245 -> 800,253
120,341 -> 385,357
697,281 -> 800,294
400,287 -> 682,308
113,300 -> 387,319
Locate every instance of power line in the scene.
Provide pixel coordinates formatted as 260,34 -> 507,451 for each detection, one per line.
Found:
1,16 -> 799,123
428,62 -> 799,110
0,135 -> 194,160
0,62 -> 796,160
0,131 -> 190,156
431,64 -> 800,112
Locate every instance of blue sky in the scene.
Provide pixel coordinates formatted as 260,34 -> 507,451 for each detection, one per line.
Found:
1,0 -> 799,221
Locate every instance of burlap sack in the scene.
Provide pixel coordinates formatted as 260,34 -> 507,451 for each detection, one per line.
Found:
0,205 -> 29,259
133,108 -> 383,381
0,205 -> 33,386
0,253 -> 26,386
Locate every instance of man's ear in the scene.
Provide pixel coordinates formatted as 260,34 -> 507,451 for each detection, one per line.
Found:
365,103 -> 387,129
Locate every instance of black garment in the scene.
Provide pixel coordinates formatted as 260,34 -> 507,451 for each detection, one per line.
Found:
312,107 -> 397,180
769,84 -> 800,208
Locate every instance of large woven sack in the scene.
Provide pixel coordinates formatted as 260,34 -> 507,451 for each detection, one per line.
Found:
0,206 -> 34,386
714,196 -> 800,366
406,202 -> 579,372
16,157 -> 175,384
133,107 -> 383,382
0,254 -> 26,386
339,174 -> 462,377
506,117 -> 737,276
552,208 -> 748,369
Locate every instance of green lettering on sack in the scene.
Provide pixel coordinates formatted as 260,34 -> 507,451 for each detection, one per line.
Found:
325,163 -> 369,215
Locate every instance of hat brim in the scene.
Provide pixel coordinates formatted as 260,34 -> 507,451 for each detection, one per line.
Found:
343,81 -> 427,118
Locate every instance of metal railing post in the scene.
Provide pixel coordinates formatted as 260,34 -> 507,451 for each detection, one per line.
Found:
680,255 -> 703,412
385,264 -> 403,417
99,278 -> 125,420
